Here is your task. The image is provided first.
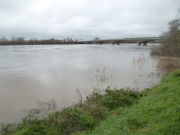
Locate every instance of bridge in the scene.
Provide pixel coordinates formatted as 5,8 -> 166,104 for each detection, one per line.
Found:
78,37 -> 161,46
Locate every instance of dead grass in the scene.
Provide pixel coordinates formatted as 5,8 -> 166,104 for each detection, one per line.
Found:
157,56 -> 180,73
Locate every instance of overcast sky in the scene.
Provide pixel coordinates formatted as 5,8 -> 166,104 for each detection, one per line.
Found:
0,0 -> 180,39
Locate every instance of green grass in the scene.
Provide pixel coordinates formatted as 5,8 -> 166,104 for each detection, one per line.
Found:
79,70 -> 180,135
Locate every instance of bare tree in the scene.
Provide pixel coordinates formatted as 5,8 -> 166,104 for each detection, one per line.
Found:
152,17 -> 180,57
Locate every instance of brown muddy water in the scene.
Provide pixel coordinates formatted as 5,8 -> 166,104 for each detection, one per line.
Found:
0,44 -> 162,123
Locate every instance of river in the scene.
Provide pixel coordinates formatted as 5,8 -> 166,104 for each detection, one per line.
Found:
0,44 -> 162,123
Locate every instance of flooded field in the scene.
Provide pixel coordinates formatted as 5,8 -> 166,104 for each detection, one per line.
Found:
0,44 -> 162,123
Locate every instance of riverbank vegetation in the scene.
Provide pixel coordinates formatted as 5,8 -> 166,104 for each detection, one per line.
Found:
151,18 -> 180,57
157,57 -> 180,73
0,89 -> 143,135
0,70 -> 180,135
79,70 -> 180,135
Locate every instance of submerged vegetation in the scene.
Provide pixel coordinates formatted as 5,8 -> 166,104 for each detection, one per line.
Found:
0,70 -> 180,135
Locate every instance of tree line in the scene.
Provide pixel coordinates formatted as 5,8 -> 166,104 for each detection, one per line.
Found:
0,37 -> 80,45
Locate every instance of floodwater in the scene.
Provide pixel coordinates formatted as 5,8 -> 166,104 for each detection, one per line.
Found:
0,44 -> 162,123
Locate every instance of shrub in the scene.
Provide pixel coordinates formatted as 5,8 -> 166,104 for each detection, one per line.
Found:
86,92 -> 103,105
100,89 -> 142,110
83,104 -> 109,122
127,118 -> 147,130
86,88 -> 142,110
48,108 -> 95,135
0,124 -> 15,135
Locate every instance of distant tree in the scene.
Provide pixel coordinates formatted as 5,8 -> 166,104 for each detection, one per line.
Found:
93,37 -> 100,41
64,37 -> 73,43
0,37 -> 8,42
16,37 -> 25,42
11,36 -> 16,41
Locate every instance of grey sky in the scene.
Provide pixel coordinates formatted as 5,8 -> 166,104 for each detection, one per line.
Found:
0,0 -> 180,39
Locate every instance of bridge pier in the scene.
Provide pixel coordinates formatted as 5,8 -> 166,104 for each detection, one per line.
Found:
113,41 -> 120,45
142,41 -> 147,46
138,41 -> 147,46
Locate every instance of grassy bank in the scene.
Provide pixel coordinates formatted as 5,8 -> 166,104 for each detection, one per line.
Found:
0,70 -> 180,135
79,70 -> 180,135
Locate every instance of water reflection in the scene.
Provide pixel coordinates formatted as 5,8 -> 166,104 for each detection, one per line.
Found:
0,44 -> 161,123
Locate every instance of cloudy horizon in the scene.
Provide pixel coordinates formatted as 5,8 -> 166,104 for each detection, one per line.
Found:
0,0 -> 180,40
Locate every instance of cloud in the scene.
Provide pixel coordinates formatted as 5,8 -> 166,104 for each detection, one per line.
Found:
0,0 -> 179,39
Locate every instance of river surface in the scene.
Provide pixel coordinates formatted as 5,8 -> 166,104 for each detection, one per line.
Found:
0,44 -> 162,123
